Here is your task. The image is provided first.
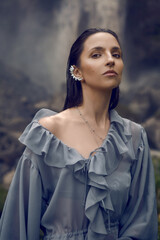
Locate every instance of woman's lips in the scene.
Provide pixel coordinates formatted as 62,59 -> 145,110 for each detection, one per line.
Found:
102,70 -> 118,76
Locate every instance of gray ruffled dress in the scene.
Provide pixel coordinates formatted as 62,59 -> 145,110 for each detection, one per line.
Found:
0,109 -> 158,240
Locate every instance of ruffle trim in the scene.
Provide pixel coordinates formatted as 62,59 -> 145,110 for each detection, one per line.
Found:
19,108 -> 138,238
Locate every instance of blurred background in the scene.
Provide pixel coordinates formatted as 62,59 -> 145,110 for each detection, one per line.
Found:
0,0 -> 160,237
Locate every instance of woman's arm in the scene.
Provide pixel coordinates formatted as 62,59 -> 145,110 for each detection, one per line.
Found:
118,128 -> 158,239
0,150 -> 42,240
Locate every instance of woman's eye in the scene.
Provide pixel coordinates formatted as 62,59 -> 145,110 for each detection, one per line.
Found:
91,53 -> 101,58
112,53 -> 121,58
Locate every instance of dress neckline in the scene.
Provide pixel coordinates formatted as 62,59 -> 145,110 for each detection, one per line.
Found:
36,118 -> 113,160
19,108 -> 134,170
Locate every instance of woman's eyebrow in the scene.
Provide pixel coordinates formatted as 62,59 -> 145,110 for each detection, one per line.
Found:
89,46 -> 121,52
112,46 -> 121,52
89,46 -> 104,52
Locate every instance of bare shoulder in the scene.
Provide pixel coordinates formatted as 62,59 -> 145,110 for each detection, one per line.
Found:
38,109 -> 74,135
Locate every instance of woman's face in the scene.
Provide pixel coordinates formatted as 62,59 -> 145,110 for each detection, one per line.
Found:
77,32 -> 124,91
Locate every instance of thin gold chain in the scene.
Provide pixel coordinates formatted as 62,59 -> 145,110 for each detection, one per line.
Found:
76,107 -> 107,146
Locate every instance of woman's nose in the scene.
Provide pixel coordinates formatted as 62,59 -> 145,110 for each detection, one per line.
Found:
105,53 -> 115,67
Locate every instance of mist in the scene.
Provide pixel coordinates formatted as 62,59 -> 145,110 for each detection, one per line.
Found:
0,0 -> 127,93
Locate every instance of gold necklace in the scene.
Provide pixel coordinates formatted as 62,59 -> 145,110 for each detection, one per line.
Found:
77,107 -> 108,146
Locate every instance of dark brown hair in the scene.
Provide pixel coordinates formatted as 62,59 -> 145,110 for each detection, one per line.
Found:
63,28 -> 122,110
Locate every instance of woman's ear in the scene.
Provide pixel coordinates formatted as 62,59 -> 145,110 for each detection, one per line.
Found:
73,65 -> 83,80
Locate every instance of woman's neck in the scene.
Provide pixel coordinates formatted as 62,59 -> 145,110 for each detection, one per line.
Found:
78,87 -> 112,128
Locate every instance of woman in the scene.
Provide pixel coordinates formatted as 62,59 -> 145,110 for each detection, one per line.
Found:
0,28 -> 158,239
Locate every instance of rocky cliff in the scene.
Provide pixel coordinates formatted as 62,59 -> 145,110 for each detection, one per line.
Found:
0,0 -> 159,188
0,60 -> 51,185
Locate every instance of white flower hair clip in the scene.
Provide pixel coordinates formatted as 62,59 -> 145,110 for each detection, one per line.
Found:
69,65 -> 83,81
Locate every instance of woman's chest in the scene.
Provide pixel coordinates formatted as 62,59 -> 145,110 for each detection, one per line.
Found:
42,156 -> 132,217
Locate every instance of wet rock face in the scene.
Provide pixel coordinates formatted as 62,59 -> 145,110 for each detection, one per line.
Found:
123,0 -> 160,151
119,72 -> 160,150
0,61 -> 51,184
0,127 -> 24,179
143,116 -> 160,150
127,87 -> 160,122
124,0 -> 160,80
0,60 -> 50,122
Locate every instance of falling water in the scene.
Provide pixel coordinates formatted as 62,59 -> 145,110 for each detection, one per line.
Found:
0,0 -> 127,93
48,0 -> 127,91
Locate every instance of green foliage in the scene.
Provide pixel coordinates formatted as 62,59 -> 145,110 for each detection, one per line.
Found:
0,185 -> 7,217
152,156 -> 160,239
40,229 -> 44,239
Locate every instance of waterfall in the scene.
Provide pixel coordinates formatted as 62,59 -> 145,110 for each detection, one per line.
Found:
0,0 -> 127,93
43,0 -> 127,92
78,0 -> 126,36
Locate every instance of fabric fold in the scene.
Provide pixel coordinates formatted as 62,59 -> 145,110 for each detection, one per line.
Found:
18,108 -> 137,239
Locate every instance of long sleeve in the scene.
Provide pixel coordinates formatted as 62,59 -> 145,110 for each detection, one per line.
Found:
0,150 -> 42,240
118,128 -> 158,240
